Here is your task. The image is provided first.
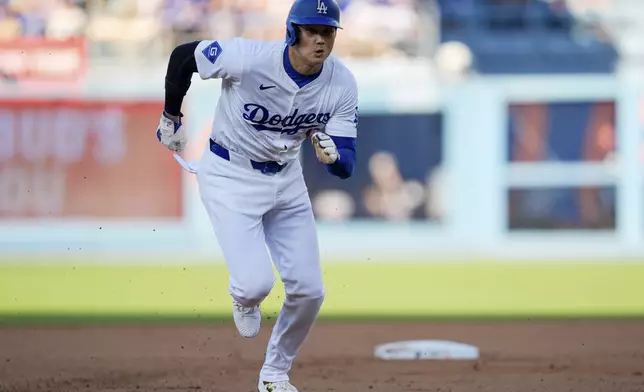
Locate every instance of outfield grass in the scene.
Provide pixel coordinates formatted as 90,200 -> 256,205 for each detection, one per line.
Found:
1,261 -> 643,324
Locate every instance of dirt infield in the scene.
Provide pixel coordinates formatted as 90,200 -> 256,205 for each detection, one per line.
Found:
1,320 -> 644,392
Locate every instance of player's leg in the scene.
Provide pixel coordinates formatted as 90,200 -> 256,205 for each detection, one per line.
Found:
258,160 -> 325,384
196,148 -> 276,337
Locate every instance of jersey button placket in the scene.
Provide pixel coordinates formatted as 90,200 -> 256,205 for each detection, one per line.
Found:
283,92 -> 298,141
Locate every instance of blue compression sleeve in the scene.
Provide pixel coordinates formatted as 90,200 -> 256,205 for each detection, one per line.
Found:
326,136 -> 356,179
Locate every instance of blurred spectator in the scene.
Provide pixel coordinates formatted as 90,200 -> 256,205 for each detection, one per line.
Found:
163,0 -> 209,46
46,0 -> 87,39
204,0 -> 239,40
0,1 -> 21,38
340,0 -> 424,58
4,0 -> 48,37
362,151 -> 426,221
0,0 -> 438,61
312,189 -> 356,221
84,0 -> 163,60
0,0 -> 631,70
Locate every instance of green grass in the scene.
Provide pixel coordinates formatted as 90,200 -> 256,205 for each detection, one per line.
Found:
1,261 -> 644,325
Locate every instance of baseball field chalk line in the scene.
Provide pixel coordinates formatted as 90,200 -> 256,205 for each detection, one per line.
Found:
374,340 -> 480,361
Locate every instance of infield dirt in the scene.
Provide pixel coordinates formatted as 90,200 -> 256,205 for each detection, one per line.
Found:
1,320 -> 644,392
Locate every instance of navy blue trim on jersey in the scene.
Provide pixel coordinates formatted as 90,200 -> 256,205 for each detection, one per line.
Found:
326,135 -> 356,179
283,46 -> 322,88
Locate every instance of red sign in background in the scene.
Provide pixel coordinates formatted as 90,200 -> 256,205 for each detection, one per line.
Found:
0,38 -> 87,82
0,100 -> 183,219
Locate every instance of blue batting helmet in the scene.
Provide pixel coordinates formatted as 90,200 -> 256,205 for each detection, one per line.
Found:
285,0 -> 342,46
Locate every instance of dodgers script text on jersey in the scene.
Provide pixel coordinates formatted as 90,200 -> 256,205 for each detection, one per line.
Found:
242,104 -> 331,136
194,38 -> 359,165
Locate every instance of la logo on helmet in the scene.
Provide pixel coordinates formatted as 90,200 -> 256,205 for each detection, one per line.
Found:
317,0 -> 327,14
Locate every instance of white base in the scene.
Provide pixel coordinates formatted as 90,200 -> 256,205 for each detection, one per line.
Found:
374,340 -> 480,361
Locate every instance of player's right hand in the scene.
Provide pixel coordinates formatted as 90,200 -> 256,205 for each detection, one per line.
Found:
156,111 -> 187,153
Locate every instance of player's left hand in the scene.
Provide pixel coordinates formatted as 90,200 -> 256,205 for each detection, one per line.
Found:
311,132 -> 339,164
156,111 -> 187,153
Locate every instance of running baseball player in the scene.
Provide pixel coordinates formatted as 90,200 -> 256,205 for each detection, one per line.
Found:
156,1 -> 357,391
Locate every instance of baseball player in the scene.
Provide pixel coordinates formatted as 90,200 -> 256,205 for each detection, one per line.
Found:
156,0 -> 357,391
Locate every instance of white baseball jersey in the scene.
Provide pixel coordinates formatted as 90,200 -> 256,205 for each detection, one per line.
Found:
193,38 -> 358,165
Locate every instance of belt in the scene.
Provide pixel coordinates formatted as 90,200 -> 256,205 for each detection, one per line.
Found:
209,139 -> 287,174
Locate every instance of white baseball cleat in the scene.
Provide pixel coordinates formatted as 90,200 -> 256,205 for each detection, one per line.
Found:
232,301 -> 261,338
258,380 -> 299,392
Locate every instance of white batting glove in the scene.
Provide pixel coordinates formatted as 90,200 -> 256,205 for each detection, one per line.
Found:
311,132 -> 339,164
156,111 -> 187,154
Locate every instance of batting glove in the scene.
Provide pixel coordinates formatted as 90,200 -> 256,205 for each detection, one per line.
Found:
157,111 -> 187,154
311,132 -> 339,164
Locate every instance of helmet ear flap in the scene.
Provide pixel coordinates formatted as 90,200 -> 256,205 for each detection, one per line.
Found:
286,22 -> 300,46
293,25 -> 300,46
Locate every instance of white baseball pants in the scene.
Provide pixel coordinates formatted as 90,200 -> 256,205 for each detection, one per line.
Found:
196,141 -> 325,382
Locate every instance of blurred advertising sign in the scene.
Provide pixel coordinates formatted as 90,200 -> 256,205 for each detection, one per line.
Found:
0,38 -> 87,82
506,101 -> 617,230
0,99 -> 182,220
301,112 -> 444,222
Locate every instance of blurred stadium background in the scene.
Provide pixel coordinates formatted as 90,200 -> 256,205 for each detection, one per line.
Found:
2,0 -> 644,322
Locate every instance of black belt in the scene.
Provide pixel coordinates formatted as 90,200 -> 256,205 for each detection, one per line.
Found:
209,139 -> 287,174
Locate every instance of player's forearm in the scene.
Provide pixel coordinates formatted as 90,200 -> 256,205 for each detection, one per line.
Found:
164,41 -> 200,116
326,136 -> 356,179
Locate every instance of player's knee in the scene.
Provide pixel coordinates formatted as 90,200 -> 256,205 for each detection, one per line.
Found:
286,280 -> 325,301
308,285 -> 326,301
232,276 -> 275,306
285,287 -> 325,312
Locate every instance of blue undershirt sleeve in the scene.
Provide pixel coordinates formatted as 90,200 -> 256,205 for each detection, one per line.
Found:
325,136 -> 356,179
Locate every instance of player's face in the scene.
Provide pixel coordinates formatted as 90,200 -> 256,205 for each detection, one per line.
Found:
296,25 -> 336,65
